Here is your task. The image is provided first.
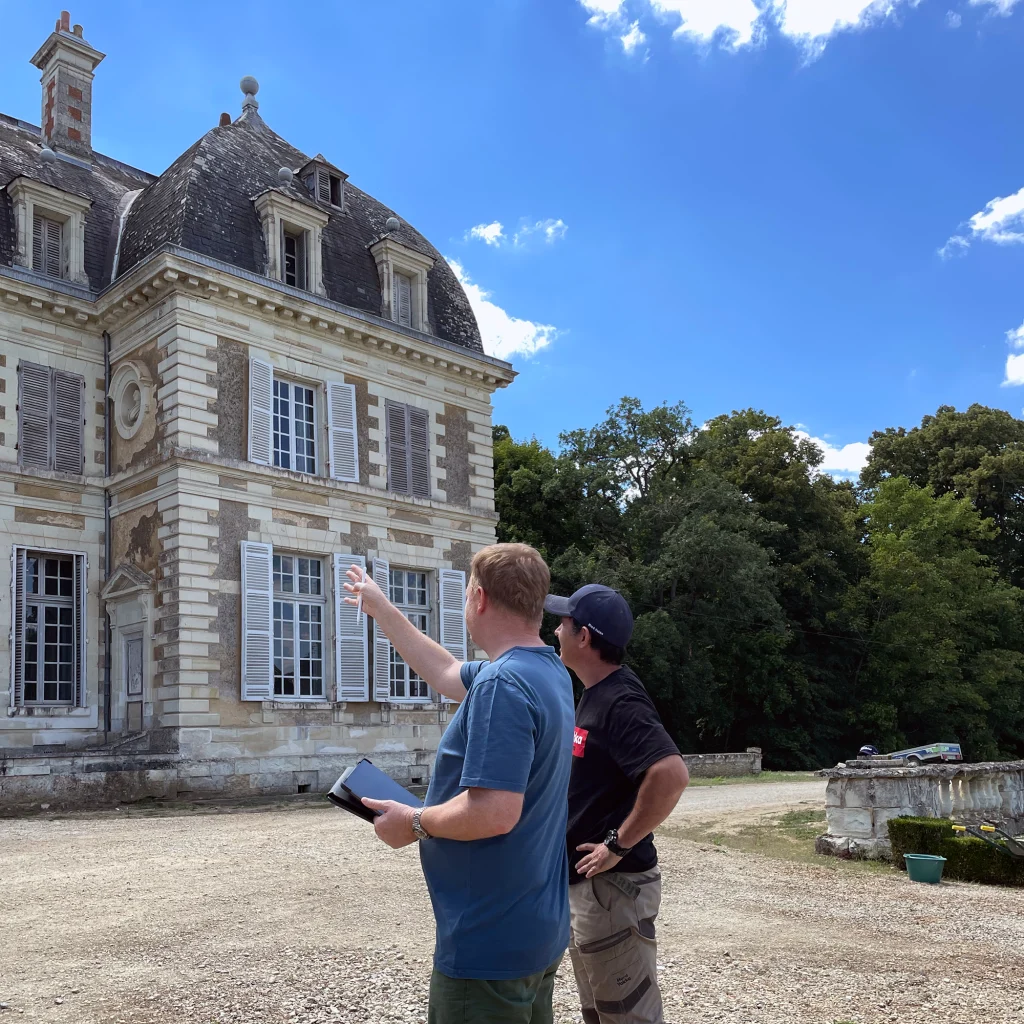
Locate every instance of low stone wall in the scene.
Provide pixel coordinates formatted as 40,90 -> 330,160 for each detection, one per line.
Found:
816,760 -> 1024,859
683,748 -> 762,779
0,748 -> 436,814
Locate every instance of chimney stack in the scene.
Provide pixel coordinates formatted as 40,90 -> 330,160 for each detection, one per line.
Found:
30,11 -> 105,160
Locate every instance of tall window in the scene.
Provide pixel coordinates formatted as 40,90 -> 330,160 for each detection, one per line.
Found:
282,228 -> 307,289
32,213 -> 64,279
272,379 -> 316,473
272,555 -> 325,699
12,549 -> 85,708
389,569 -> 431,701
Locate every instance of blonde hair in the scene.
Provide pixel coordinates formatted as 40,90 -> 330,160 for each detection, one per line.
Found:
470,543 -> 550,623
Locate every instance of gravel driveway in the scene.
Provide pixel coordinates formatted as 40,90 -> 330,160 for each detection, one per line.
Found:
1,780 -> 1022,1024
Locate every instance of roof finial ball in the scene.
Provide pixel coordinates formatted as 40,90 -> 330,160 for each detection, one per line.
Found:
240,76 -> 259,112
386,217 -> 401,232
40,147 -> 57,165
278,167 -> 294,185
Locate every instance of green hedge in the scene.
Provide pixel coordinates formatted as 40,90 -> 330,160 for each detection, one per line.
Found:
887,816 -> 1024,887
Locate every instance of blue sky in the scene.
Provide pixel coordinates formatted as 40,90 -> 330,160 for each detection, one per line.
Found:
3,1 -> 1024,474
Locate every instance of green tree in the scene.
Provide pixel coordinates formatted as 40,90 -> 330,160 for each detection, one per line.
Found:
844,477 -> 1024,759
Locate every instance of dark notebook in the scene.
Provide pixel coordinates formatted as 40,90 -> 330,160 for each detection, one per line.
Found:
326,758 -> 424,822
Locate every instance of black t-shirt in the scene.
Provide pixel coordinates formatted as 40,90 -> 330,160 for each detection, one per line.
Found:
566,665 -> 680,885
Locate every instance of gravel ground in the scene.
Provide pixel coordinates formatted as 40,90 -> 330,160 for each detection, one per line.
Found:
1,780 -> 1023,1023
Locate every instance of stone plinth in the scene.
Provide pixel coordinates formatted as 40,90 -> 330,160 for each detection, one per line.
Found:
815,760 -> 1024,860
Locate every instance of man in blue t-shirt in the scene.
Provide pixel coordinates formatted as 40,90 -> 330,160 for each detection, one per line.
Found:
344,543 -> 575,1024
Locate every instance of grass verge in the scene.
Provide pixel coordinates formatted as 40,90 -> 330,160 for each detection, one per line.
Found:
686,770 -> 818,788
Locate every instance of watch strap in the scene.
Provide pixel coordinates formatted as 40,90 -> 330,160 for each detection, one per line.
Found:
604,829 -> 633,857
412,807 -> 432,841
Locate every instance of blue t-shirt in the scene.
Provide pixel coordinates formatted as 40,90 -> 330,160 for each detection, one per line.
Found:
420,646 -> 575,980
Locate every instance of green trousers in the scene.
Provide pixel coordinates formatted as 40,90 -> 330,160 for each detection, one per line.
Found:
427,958 -> 562,1024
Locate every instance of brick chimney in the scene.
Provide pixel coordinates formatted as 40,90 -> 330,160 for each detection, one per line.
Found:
29,11 -> 105,160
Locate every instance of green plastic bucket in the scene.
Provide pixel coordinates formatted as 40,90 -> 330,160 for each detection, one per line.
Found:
904,853 -> 947,884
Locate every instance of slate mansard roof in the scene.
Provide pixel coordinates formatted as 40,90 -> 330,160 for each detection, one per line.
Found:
0,106 -> 483,352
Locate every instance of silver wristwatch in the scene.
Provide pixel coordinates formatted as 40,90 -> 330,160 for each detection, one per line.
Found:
412,807 -> 432,841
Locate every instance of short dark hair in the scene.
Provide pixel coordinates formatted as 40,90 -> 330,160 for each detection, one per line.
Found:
571,618 -> 626,665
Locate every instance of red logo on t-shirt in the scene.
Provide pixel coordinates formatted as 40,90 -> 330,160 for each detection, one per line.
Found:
573,727 -> 589,758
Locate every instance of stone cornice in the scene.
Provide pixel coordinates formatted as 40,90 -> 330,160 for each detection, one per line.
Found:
102,246 -> 515,392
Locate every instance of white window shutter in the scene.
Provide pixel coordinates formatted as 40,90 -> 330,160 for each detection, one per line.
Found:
334,554 -> 368,701
397,273 -> 412,327
52,371 -> 84,474
409,407 -> 430,498
439,569 -> 468,662
73,553 -> 86,707
18,362 -> 52,469
372,556 -> 392,702
317,167 -> 331,203
241,541 -> 274,701
11,547 -> 26,708
248,358 -> 273,465
327,381 -> 359,482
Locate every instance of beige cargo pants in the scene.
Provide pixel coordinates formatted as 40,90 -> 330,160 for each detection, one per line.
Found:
567,869 -> 663,1024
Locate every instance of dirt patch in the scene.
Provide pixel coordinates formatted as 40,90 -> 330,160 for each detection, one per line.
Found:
1,784 -> 1022,1023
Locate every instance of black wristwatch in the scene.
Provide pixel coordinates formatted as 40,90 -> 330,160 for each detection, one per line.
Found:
603,829 -> 633,857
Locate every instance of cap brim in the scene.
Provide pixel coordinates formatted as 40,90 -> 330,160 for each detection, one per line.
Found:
544,595 -> 573,617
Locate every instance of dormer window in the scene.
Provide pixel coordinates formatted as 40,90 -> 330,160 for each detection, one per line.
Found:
315,167 -> 343,207
4,176 -> 91,287
253,189 -> 329,295
370,236 -> 434,334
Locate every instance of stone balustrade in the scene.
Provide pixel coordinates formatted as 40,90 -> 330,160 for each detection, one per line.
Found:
815,760 -> 1024,859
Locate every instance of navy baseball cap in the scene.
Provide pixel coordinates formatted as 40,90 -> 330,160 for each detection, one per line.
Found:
544,584 -> 634,648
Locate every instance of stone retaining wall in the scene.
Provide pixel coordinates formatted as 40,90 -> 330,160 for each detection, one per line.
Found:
816,760 -> 1024,859
682,748 -> 762,779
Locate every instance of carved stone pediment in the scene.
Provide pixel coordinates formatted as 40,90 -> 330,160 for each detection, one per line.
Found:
101,563 -> 154,601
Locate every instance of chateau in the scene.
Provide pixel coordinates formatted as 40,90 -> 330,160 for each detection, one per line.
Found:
0,12 -> 513,809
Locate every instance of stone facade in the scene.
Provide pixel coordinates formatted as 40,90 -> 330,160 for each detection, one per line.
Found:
0,16 -> 514,811
815,760 -> 1024,860
682,748 -> 762,779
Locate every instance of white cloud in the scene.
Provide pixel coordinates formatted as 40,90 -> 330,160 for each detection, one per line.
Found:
467,221 -> 505,246
580,0 -> 627,25
621,20 -> 648,53
515,218 -> 569,245
578,0 -> 1022,58
650,0 -> 762,48
797,430 -> 871,477
1002,321 -> 1024,386
970,0 -> 1022,14
447,259 -> 559,361
938,234 -> 970,259
967,186 -> 1024,245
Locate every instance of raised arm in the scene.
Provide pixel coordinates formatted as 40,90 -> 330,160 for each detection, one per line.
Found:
344,564 -> 468,703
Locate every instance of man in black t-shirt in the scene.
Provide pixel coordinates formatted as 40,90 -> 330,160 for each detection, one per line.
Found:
545,584 -> 689,1024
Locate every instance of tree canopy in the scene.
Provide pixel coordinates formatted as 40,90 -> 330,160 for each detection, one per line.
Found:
495,400 -> 1024,768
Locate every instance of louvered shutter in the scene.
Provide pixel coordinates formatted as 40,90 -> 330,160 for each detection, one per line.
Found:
397,273 -> 412,326
241,541 -> 274,701
248,358 -> 273,465
18,362 -> 52,469
317,167 -> 331,203
327,381 -> 359,482
372,556 -> 392,702
11,548 -> 26,708
438,569 -> 467,705
59,220 -> 69,280
52,371 -> 84,474
32,214 -> 43,273
409,407 -> 430,498
73,553 -> 86,707
334,554 -> 368,701
386,400 -> 409,494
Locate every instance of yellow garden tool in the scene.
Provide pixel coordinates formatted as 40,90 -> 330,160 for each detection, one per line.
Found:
951,822 -> 1024,861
